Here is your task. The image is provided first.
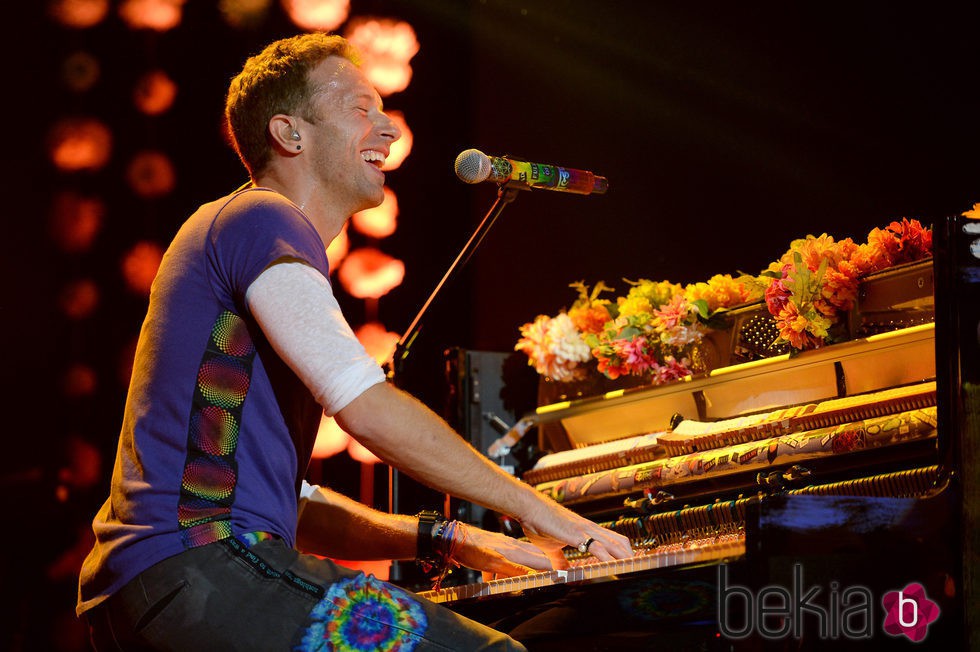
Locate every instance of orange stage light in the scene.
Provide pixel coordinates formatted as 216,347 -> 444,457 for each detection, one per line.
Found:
352,187 -> 398,239
126,150 -> 176,198
345,17 -> 419,97
59,278 -> 100,319
347,437 -> 381,464
62,363 -> 99,398
47,0 -> 110,28
355,321 -> 399,367
118,0 -> 185,31
337,247 -> 405,299
48,191 -> 105,253
121,241 -> 164,296
312,414 -> 350,459
281,0 -> 349,32
382,111 -> 412,171
47,117 -> 112,172
134,69 -> 178,115
326,223 -> 350,271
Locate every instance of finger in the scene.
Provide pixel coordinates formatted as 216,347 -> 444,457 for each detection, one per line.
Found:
501,541 -> 556,571
487,560 -> 536,578
546,546 -> 570,570
572,528 -> 632,561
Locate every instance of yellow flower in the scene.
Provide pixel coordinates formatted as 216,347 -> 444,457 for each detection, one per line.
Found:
684,274 -> 756,312
618,295 -> 653,321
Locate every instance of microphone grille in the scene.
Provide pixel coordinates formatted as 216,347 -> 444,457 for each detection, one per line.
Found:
454,149 -> 492,184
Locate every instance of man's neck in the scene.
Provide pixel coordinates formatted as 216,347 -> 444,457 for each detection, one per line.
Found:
251,172 -> 347,244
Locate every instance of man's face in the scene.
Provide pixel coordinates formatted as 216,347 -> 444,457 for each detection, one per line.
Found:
300,56 -> 401,214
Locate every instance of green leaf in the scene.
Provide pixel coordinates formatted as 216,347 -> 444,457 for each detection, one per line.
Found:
690,298 -> 709,318
617,326 -> 642,340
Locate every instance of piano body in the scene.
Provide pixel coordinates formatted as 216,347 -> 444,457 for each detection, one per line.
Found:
422,214 -> 980,651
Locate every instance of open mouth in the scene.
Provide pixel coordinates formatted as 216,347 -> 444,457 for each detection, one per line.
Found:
361,150 -> 387,171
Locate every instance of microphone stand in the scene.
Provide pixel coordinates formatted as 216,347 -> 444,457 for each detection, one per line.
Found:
387,183 -> 521,582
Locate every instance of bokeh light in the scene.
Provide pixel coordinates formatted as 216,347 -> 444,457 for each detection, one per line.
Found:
312,414 -> 351,459
47,117 -> 113,172
352,187 -> 398,239
48,191 -> 105,253
59,278 -> 100,319
345,17 -> 419,97
355,321 -> 399,367
118,0 -> 186,31
126,150 -> 177,198
337,247 -> 405,299
133,69 -> 178,115
326,223 -> 350,272
57,434 -> 104,493
62,363 -> 99,398
347,437 -> 381,464
121,240 -> 164,295
62,51 -> 101,93
47,0 -> 111,28
281,0 -> 349,31
382,111 -> 411,171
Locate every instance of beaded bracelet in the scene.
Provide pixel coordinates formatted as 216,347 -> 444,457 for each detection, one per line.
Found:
431,519 -> 467,591
414,511 -> 468,589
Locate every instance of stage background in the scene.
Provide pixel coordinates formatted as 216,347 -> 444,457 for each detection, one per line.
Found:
1,2 -> 977,650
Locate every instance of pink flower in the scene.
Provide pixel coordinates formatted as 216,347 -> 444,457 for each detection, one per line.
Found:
617,336 -> 656,374
651,356 -> 692,384
764,265 -> 793,315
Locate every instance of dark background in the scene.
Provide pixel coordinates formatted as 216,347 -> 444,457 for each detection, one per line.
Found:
2,1 -> 978,649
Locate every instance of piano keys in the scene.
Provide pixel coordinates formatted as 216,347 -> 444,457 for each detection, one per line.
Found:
420,532 -> 748,605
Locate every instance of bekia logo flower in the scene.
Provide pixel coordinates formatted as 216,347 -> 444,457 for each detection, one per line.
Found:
882,582 -> 940,642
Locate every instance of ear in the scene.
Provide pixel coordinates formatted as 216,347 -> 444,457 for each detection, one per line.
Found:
269,114 -> 303,153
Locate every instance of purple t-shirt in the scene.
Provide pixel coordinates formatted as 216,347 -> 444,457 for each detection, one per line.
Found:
77,188 -> 330,614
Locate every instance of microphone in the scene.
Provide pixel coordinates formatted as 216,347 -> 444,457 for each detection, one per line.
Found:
454,148 -> 608,195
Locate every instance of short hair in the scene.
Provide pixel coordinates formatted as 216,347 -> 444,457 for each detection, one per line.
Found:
225,33 -> 361,177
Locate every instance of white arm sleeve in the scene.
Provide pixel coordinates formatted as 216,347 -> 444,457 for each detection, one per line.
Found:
300,479 -> 320,501
245,261 -> 385,416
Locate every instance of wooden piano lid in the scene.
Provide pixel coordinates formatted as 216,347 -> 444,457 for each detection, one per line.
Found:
525,322 -> 936,450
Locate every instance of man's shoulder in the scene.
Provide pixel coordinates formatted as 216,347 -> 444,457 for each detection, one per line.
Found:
208,188 -> 312,235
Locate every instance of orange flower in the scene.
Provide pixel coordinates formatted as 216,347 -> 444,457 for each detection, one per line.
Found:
568,302 -> 612,335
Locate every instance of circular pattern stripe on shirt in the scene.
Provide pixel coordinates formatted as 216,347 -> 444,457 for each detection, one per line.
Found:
197,357 -> 251,408
182,456 -> 237,502
190,405 -> 239,455
211,310 -> 256,357
178,310 -> 257,549
177,499 -> 228,527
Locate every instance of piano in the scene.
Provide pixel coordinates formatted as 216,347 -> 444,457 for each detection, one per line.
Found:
418,214 -> 979,651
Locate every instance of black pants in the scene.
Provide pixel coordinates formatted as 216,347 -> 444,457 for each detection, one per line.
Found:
85,537 -> 524,651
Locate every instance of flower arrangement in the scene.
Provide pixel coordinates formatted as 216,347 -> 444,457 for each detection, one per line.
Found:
516,217 -> 934,385
756,217 -> 932,350
516,274 -> 759,382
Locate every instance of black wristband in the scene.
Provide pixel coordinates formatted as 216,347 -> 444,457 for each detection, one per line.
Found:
415,511 -> 444,573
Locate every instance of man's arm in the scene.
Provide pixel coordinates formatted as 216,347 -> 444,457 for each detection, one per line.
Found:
297,484 -> 554,577
334,382 -> 630,562
246,262 -> 632,562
